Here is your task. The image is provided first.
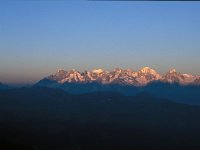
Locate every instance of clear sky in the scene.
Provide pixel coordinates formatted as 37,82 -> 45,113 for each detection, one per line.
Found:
0,1 -> 200,85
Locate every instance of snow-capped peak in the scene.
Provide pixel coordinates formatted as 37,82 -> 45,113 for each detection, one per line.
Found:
136,67 -> 162,84
168,69 -> 177,74
182,74 -> 194,78
40,67 -> 199,86
139,67 -> 157,74
114,68 -> 123,73
139,67 -> 161,77
92,69 -> 104,74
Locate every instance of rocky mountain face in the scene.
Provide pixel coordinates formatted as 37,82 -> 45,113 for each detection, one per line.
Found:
37,67 -> 199,86
194,77 -> 200,85
163,69 -> 197,85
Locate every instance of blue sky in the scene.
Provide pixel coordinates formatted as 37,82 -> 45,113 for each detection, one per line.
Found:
0,1 -> 200,85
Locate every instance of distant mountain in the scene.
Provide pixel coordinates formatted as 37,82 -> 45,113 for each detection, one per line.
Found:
34,68 -> 200,105
163,69 -> 197,85
0,82 -> 11,90
0,87 -> 200,150
36,67 -> 200,87
194,77 -> 200,85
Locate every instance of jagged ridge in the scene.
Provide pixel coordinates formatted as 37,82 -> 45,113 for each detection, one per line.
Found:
38,67 -> 200,86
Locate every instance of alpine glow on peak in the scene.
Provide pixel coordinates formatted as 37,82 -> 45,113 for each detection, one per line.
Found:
37,67 -> 200,87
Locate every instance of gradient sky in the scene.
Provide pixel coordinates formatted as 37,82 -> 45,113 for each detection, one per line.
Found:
0,1 -> 200,85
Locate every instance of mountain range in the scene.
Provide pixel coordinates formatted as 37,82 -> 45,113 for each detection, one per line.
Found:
34,67 -> 200,105
1,67 -> 200,105
37,67 -> 200,86
1,68 -> 200,149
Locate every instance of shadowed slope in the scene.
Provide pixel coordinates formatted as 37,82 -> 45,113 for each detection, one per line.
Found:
0,87 -> 200,149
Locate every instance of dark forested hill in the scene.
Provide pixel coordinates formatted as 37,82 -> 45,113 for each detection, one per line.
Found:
0,87 -> 200,150
35,81 -> 200,105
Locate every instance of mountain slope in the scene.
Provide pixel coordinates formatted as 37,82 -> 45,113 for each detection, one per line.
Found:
34,68 -> 200,105
1,87 -> 200,150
